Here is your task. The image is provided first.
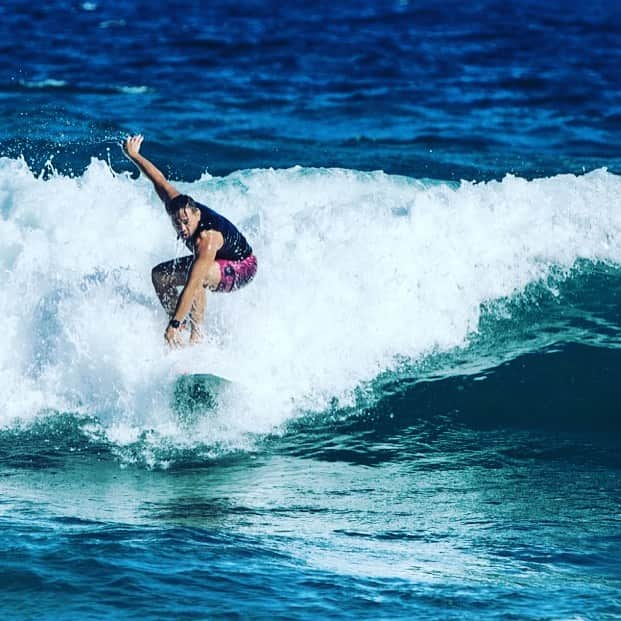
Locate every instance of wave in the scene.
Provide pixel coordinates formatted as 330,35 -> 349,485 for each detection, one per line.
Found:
280,341 -> 621,471
0,158 -> 620,465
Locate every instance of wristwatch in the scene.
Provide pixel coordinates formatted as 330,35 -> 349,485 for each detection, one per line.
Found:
168,319 -> 181,329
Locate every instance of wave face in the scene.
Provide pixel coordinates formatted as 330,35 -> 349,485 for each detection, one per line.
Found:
1,159 -> 620,465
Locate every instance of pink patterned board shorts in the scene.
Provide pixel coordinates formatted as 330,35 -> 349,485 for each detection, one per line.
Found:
215,254 -> 258,292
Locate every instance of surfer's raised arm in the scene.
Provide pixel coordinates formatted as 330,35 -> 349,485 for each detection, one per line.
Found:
123,135 -> 180,205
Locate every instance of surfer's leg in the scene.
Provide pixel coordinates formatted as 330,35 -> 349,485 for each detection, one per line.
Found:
202,261 -> 223,291
189,287 -> 206,344
186,261 -> 223,343
187,262 -> 221,343
151,255 -> 194,315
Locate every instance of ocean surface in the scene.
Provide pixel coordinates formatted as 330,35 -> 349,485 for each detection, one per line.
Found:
1,0 -> 621,619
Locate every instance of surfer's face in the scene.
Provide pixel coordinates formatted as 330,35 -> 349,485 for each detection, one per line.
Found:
172,207 -> 200,240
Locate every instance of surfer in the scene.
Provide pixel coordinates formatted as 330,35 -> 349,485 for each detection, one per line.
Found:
123,135 -> 257,347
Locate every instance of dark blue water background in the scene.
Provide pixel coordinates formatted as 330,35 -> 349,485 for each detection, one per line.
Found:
1,0 -> 620,180
1,1 -> 621,619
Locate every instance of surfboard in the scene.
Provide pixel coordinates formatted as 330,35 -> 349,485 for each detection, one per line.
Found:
172,373 -> 233,417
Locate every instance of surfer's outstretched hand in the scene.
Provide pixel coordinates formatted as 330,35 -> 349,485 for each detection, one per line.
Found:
165,324 -> 184,348
123,134 -> 144,160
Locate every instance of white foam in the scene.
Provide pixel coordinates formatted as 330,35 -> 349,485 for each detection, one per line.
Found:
116,85 -> 152,95
1,159 -> 620,450
18,79 -> 67,89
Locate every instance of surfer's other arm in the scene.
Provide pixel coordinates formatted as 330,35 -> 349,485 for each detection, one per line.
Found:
123,135 -> 180,204
165,230 -> 224,346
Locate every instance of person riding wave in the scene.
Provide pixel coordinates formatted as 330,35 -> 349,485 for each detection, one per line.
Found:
123,135 -> 257,347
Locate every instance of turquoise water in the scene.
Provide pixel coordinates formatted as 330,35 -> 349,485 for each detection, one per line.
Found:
2,389 -> 621,619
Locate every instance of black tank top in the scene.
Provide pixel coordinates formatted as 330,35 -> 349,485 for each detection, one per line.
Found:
185,203 -> 252,261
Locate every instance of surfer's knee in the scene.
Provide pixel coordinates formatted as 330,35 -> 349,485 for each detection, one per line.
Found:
202,262 -> 222,291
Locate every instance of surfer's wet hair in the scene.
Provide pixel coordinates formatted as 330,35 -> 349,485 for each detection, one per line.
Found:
166,194 -> 199,216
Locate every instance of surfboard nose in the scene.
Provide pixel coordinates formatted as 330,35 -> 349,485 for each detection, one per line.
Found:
172,373 -> 233,420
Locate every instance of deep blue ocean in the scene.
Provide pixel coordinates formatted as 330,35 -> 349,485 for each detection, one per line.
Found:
1,1 -> 621,619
